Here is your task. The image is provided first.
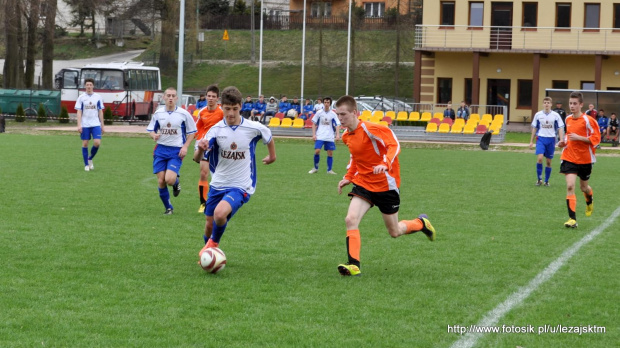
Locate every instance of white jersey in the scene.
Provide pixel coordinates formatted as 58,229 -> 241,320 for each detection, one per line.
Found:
531,110 -> 564,138
147,106 -> 197,148
312,109 -> 341,142
75,92 -> 104,128
314,103 -> 324,112
202,118 -> 272,195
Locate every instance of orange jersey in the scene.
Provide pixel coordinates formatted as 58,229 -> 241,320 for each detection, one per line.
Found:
342,120 -> 401,192
561,113 -> 600,164
195,106 -> 224,140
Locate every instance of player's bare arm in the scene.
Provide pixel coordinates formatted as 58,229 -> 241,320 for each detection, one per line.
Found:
77,110 -> 83,133
529,127 -> 537,149
99,110 -> 105,134
178,134 -> 195,159
338,179 -> 351,194
149,131 -> 160,142
262,139 -> 277,165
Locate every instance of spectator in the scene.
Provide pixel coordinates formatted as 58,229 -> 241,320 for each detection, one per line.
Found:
196,94 -> 207,109
314,98 -> 324,113
241,95 -> 254,119
597,109 -> 608,134
456,101 -> 470,120
278,95 -> 291,115
251,95 -> 266,122
301,98 -> 314,120
606,112 -> 619,142
553,101 -> 567,125
263,96 -> 278,124
586,103 -> 598,119
290,97 -> 301,116
444,102 -> 456,121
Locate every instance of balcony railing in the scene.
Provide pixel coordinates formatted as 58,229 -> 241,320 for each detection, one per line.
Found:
415,24 -> 620,54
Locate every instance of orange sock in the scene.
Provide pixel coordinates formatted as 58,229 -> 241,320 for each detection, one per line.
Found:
346,229 -> 361,266
583,188 -> 593,205
403,218 -> 423,234
567,194 -> 577,219
199,180 -> 209,203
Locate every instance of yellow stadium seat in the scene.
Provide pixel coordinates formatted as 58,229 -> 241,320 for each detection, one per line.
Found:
493,114 -> 504,124
385,111 -> 396,119
425,123 -> 438,133
360,110 -> 372,119
396,111 -> 408,121
409,112 -> 420,121
370,115 -> 383,124
450,123 -> 464,133
463,124 -> 476,134
438,123 -> 451,133
481,114 -> 493,123
280,118 -> 293,128
378,121 -> 389,126
268,117 -> 280,127
466,119 -> 479,128
433,112 -> 444,121
453,118 -> 465,128
479,119 -> 491,128
470,113 -> 480,122
193,110 -> 199,116
372,111 -> 384,119
420,112 -> 432,121
292,118 -> 304,128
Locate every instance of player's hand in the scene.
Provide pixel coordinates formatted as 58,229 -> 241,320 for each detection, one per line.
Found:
568,133 -> 583,142
101,126 -> 105,135
338,179 -> 351,194
77,126 -> 82,133
373,164 -> 388,174
262,155 -> 276,165
557,140 -> 566,148
312,135 -> 317,141
152,134 -> 160,142
178,147 -> 188,159
529,142 -> 533,150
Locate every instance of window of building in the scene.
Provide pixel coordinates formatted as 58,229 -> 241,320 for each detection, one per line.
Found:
522,2 -> 537,27
437,78 -> 453,104
614,4 -> 620,29
364,2 -> 385,18
469,2 -> 483,27
581,81 -> 595,90
584,3 -> 600,29
556,3 -> 571,28
311,2 -> 332,18
465,78 -> 472,105
517,80 -> 533,108
552,80 -> 569,89
441,2 -> 455,26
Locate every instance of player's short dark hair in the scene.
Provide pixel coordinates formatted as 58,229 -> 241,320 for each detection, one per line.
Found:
84,78 -> 95,85
206,84 -> 219,96
599,109 -> 604,112
570,91 -> 583,103
543,96 -> 552,103
323,96 -> 332,105
335,95 -> 357,112
221,86 -> 243,106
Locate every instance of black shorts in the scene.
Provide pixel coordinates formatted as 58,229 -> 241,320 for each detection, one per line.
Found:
348,185 -> 400,214
560,160 -> 593,181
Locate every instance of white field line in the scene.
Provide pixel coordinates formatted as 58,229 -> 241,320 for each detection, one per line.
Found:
450,206 -> 620,348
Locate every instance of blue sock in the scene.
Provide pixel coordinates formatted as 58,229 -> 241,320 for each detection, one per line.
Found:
545,166 -> 552,183
211,221 -> 228,243
158,187 -> 172,209
314,154 -> 320,169
327,156 -> 333,171
203,234 -> 209,245
536,163 -> 543,180
82,147 -> 89,165
89,146 -> 99,160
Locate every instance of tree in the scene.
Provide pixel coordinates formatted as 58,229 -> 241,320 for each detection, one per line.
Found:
200,0 -> 229,16
41,0 -> 58,89
24,0 -> 41,88
159,0 -> 179,72
232,0 -> 247,15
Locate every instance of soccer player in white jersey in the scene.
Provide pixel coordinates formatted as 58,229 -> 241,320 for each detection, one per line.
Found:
195,86 -> 276,255
147,87 -> 197,215
529,96 -> 565,186
76,78 -> 104,171
308,97 -> 341,174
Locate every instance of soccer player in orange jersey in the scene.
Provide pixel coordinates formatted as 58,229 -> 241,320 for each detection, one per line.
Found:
193,84 -> 224,213
333,96 -> 436,276
557,91 -> 601,228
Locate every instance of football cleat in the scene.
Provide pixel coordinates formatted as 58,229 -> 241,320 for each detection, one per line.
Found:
564,218 -> 578,228
327,170 -> 337,175
164,208 -> 173,215
198,239 -> 219,257
88,159 -> 94,170
308,168 -> 318,174
418,214 -> 436,241
337,264 -> 361,276
536,180 -> 543,186
585,203 -> 593,217
198,203 -> 206,213
84,165 -> 90,172
544,182 -> 550,187
172,181 -> 181,197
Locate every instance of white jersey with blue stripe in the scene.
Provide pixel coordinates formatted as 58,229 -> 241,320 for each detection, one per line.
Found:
75,92 -> 104,128
312,109 -> 341,141
147,106 -> 197,148
532,110 -> 564,138
202,118 -> 272,195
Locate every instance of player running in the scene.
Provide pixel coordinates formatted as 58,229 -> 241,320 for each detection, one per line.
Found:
196,86 -> 276,256
334,95 -> 436,277
193,84 -> 224,213
529,97 -> 565,186
557,91 -> 601,228
76,78 -> 104,171
147,87 -> 197,215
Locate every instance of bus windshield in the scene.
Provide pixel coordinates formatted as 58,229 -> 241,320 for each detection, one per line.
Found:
80,69 -> 124,90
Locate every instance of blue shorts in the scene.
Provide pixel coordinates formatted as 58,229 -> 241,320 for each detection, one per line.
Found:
153,144 -> 183,175
314,140 -> 336,151
205,187 -> 251,218
535,136 -> 556,159
81,126 -> 102,141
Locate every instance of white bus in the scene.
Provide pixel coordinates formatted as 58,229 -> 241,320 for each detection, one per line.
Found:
55,62 -> 163,119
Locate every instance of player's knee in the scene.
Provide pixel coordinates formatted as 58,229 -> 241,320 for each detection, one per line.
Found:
344,214 -> 360,228
387,229 -> 400,238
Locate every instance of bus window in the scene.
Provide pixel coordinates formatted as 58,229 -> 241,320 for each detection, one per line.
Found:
100,70 -> 123,90
64,70 -> 79,89
80,69 -> 101,88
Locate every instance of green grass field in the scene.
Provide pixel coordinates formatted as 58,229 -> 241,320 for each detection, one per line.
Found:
1,133 -> 618,347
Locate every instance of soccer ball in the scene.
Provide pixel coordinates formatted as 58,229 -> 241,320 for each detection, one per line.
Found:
199,247 -> 227,274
